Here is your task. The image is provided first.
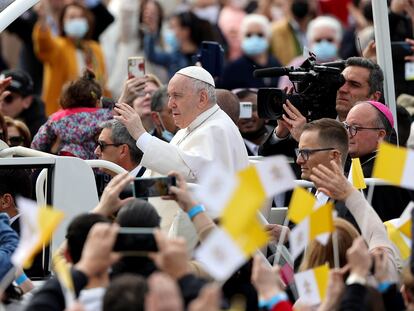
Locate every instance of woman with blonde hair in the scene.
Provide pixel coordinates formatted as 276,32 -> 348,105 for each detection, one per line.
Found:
300,218 -> 360,271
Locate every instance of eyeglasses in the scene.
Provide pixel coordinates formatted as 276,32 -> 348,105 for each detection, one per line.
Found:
245,33 -> 264,38
8,136 -> 24,147
343,122 -> 385,138
295,148 -> 335,161
96,141 -> 122,151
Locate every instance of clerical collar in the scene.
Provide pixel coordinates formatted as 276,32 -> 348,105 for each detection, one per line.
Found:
359,151 -> 377,167
187,104 -> 220,132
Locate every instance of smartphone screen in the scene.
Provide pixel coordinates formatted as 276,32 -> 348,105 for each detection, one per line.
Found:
133,176 -> 176,198
113,227 -> 158,252
128,57 -> 145,79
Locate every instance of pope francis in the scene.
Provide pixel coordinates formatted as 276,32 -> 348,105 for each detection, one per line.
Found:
114,65 -> 249,181
114,66 -> 249,249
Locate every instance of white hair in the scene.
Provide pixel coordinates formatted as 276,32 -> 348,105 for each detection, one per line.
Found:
191,79 -> 216,105
240,14 -> 271,39
306,15 -> 343,44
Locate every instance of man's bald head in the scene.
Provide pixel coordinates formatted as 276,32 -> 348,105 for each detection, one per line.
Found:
216,89 -> 240,124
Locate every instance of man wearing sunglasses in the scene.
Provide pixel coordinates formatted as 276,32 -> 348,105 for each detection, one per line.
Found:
95,120 -> 144,178
0,69 -> 46,138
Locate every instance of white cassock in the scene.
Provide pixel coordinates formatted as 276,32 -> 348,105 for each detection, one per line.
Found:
136,104 -> 249,249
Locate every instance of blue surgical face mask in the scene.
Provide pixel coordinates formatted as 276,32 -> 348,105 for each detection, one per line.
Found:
64,18 -> 89,39
163,29 -> 179,51
241,36 -> 269,56
157,112 -> 175,142
312,40 -> 338,62
161,130 -> 174,142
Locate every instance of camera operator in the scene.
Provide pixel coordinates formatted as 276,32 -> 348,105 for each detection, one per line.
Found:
260,57 -> 384,158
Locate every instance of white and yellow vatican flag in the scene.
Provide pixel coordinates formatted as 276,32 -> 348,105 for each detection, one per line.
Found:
196,155 -> 296,218
253,155 -> 296,197
287,187 -> 316,224
12,197 -> 64,269
294,263 -> 330,306
195,162 -> 238,219
384,202 -> 413,260
373,142 -> 414,190
289,203 -> 334,260
52,253 -> 75,307
195,227 -> 246,282
348,158 -> 366,190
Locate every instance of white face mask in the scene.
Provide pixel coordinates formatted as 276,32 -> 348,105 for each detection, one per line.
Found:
64,18 -> 89,39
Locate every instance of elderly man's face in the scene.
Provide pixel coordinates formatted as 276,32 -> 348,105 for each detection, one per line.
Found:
345,103 -> 385,158
296,130 -> 335,180
336,66 -> 372,121
167,74 -> 202,129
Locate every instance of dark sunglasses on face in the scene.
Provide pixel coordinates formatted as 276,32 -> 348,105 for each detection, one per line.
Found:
314,38 -> 335,43
245,33 -> 264,38
8,136 -> 24,147
97,140 -> 122,151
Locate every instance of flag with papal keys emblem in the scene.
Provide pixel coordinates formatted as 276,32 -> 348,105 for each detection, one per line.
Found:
197,155 -> 296,218
294,263 -> 329,306
195,163 -> 237,219
289,203 -> 334,260
12,197 -> 64,268
384,202 -> 413,260
195,156 -> 296,281
348,158 -> 366,189
373,142 -> 414,190
195,228 -> 246,281
221,156 -> 295,240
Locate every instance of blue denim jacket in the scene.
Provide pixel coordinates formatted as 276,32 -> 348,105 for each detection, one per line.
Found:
144,33 -> 194,78
0,213 -> 19,280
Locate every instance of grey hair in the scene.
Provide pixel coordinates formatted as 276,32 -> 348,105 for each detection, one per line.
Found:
151,86 -> 168,112
306,15 -> 343,44
191,79 -> 216,105
100,119 -> 142,165
240,14 -> 271,39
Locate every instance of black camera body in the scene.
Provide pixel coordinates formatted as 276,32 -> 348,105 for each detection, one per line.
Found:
255,56 -> 346,121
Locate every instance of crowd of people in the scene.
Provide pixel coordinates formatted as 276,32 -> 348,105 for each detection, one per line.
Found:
0,0 -> 414,310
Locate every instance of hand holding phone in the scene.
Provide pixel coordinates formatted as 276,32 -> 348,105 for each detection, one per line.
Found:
161,171 -> 197,212
133,176 -> 177,198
